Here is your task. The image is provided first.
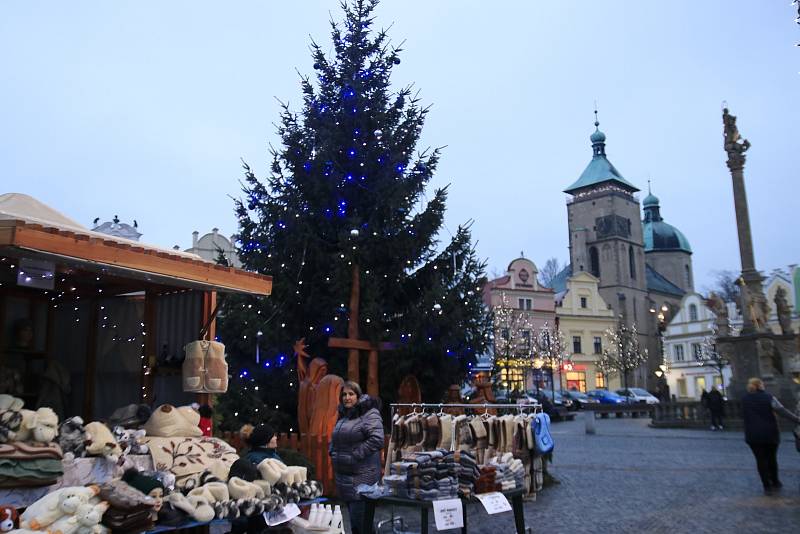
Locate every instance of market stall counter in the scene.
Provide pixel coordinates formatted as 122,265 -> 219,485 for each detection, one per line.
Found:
362,487 -> 526,534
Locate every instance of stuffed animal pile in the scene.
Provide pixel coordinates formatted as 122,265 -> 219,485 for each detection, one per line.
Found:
16,485 -> 107,534
0,395 -> 63,488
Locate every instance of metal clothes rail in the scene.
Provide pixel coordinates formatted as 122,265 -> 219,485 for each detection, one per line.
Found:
389,402 -> 541,419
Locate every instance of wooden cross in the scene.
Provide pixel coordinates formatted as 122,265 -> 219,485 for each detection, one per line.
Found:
328,263 -> 396,397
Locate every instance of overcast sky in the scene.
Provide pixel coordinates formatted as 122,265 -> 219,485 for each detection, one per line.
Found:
1,1 -> 797,291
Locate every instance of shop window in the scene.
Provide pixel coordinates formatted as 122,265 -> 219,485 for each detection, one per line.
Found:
595,372 -> 606,389
695,376 -> 706,398
593,336 -> 602,354
566,371 -> 587,392
572,336 -> 582,354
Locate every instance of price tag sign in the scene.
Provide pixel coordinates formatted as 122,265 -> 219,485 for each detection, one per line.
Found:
432,498 -> 463,530
476,492 -> 512,515
264,502 -> 301,526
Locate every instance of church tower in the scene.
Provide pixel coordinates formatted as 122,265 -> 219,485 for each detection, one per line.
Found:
642,186 -> 694,293
564,114 -> 650,334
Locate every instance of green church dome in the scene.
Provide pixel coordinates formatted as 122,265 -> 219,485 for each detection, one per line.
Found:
642,192 -> 691,253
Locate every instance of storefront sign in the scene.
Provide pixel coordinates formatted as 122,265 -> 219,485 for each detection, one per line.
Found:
432,498 -> 463,530
265,503 -> 300,526
476,492 -> 512,515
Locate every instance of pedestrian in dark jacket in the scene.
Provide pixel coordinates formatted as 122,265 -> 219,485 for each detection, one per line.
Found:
741,377 -> 800,494
245,423 -> 282,464
707,387 -> 725,430
330,381 -> 384,534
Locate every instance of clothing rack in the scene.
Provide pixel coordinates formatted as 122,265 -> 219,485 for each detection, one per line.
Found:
389,402 -> 541,420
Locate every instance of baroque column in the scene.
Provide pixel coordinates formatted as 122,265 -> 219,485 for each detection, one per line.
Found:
722,108 -> 769,333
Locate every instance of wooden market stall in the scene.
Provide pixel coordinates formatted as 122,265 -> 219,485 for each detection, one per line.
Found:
0,193 -> 271,420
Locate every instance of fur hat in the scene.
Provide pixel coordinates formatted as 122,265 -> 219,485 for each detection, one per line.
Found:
58,416 -> 87,457
247,424 -> 275,448
122,468 -> 164,497
228,477 -> 264,500
143,405 -> 202,438
228,458 -> 259,482
187,481 -> 229,503
164,493 -> 214,523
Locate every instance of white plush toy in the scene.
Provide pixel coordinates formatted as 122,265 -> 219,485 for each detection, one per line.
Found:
14,407 -> 58,443
19,485 -> 99,530
47,500 -> 108,534
84,422 -> 122,463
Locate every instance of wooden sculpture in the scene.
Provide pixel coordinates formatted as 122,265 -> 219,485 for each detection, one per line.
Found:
396,375 -> 422,416
295,338 -> 330,436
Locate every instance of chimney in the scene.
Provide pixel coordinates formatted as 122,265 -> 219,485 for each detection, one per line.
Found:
192,231 -> 199,248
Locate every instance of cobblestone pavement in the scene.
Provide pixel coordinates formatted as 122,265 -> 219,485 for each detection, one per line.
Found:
369,415 -> 800,534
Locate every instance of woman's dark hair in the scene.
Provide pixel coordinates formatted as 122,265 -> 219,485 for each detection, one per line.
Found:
340,380 -> 362,402
247,424 -> 276,448
198,404 -> 213,418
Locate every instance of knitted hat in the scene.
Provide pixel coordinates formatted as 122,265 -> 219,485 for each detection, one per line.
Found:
248,424 -> 275,448
122,469 -> 164,497
228,458 -> 259,482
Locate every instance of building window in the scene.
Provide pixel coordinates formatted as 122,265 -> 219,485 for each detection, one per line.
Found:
521,330 -> 531,351
501,328 -> 509,341
695,376 -> 706,398
674,344 -> 684,362
685,264 -> 692,288
595,372 -> 606,389
677,378 -> 688,397
692,343 -> 702,360
589,246 -> 600,278
580,297 -> 588,308
689,304 -> 698,322
629,246 -> 636,280
593,336 -> 602,354
572,336 -> 582,354
518,298 -> 532,310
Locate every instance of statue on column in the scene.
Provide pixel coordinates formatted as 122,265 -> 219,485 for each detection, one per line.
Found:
706,292 -> 730,336
723,108 -> 750,170
738,276 -> 770,332
774,286 -> 793,335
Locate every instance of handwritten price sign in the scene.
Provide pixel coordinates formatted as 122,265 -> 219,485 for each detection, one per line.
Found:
433,498 -> 464,530
476,492 -> 512,515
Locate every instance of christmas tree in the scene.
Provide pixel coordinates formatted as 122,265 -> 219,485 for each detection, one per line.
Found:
216,0 -> 491,432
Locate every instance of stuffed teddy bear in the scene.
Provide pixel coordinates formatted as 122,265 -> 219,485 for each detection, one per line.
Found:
14,407 -> 58,443
19,485 -> 100,530
84,422 -> 122,463
0,394 -> 24,412
47,501 -> 109,534
111,426 -> 148,455
58,416 -> 88,458
0,505 -> 18,532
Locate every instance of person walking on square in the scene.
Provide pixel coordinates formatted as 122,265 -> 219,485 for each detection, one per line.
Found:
741,377 -> 800,495
708,386 -> 725,430
329,381 -> 384,534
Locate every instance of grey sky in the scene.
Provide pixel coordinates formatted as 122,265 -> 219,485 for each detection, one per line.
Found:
1,1 -> 797,291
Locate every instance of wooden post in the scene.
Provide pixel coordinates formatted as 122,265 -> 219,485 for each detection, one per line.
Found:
367,349 -> 379,398
197,290 -> 218,407
82,300 -> 99,420
142,291 -> 158,404
347,264 -> 360,384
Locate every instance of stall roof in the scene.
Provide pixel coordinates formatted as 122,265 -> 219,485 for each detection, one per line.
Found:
0,193 -> 271,296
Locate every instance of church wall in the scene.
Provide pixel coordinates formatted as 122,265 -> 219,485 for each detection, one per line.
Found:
646,250 -> 693,294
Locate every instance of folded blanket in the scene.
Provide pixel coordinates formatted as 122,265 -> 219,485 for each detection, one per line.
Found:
0,441 -> 63,460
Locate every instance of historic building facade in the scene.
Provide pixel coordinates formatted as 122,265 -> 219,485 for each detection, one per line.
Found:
483,257 -> 556,392
184,228 -> 242,268
555,116 -> 693,390
554,271 -> 620,392
662,293 -> 732,400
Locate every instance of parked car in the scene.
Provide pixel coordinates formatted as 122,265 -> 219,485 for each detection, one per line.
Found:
562,389 -> 600,410
586,389 -> 626,404
528,390 -> 574,420
616,388 -> 660,404
537,389 -> 575,411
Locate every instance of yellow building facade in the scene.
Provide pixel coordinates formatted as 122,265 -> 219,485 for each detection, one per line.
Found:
554,272 -> 621,392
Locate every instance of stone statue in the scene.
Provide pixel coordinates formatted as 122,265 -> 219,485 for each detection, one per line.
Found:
706,292 -> 730,336
722,108 -> 751,170
738,276 -> 770,332
774,286 -> 793,335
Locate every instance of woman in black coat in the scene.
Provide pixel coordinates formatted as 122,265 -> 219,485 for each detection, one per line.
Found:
741,377 -> 800,494
330,381 -> 384,534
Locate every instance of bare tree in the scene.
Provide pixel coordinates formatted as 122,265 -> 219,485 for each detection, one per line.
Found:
704,270 -> 741,304
598,320 -> 648,397
538,257 -> 564,288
